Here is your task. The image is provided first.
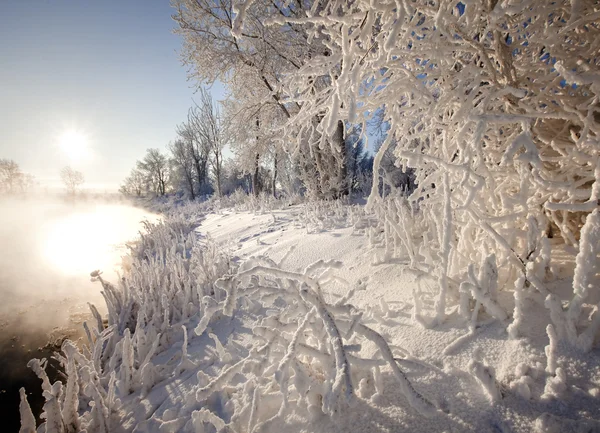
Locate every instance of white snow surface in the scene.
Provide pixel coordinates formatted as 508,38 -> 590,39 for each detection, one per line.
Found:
21,204 -> 600,433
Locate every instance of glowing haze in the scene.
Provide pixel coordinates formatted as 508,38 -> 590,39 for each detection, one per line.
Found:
0,1 -> 223,191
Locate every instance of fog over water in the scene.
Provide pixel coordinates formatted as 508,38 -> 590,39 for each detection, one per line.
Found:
0,196 -> 157,432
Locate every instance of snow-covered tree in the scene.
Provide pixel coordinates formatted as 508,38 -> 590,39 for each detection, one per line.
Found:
172,0 -> 349,199
220,158 -> 251,196
192,88 -> 226,197
136,149 -> 170,197
169,139 -> 197,200
0,159 -> 23,194
345,128 -> 374,194
236,0 -> 600,330
0,159 -> 36,195
119,168 -> 145,197
177,107 -> 212,196
60,166 -> 84,196
221,75 -> 284,197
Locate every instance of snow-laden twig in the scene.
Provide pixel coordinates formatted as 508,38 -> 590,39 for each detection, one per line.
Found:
275,307 -> 315,410
468,359 -> 501,404
545,324 -> 558,375
434,172 -> 452,326
192,408 -> 228,432
18,388 -> 36,433
355,323 -> 437,416
507,276 -> 526,339
177,325 -> 197,375
211,256 -> 437,421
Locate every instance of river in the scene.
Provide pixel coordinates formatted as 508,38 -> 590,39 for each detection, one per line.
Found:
0,197 -> 157,432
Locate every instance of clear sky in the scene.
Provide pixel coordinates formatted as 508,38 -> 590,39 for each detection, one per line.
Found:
0,0 -> 223,191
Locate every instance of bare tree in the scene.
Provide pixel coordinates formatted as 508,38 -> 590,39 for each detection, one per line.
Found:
169,139 -> 196,200
19,173 -> 37,194
60,166 -> 85,195
177,108 -> 211,195
119,168 -> 145,197
137,149 -> 170,196
193,88 -> 225,197
0,159 -> 24,194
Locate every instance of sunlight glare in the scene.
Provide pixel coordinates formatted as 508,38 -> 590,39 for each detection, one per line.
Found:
43,206 -> 143,276
58,129 -> 91,162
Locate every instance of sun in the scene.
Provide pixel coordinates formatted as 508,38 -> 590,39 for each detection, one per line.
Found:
58,129 -> 90,162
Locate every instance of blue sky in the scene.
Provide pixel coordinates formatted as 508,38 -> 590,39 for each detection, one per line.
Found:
0,0 -> 224,190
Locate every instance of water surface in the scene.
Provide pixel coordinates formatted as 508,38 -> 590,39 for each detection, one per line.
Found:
0,197 -> 156,432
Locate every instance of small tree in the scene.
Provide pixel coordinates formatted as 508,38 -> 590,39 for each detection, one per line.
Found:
136,149 -> 170,196
119,168 -> 145,197
0,159 -> 24,194
60,166 -> 84,195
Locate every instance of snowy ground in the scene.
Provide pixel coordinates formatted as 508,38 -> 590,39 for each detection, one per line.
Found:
20,203 -> 600,433
185,208 -> 600,432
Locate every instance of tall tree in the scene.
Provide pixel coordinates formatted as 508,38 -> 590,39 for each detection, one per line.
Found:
193,88 -> 226,197
221,73 -> 286,198
169,139 -> 196,200
177,107 -> 211,195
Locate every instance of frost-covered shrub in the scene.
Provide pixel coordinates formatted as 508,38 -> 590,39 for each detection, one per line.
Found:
128,194 -> 213,219
226,189 -> 287,213
297,199 -> 369,234
190,255 -> 437,432
207,188 -> 292,214
21,210 -> 232,432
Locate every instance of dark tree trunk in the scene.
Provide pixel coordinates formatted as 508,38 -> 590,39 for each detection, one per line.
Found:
350,141 -> 360,192
194,158 -> 203,191
187,172 -> 195,200
215,154 -> 222,197
252,117 -> 261,198
332,120 -> 348,198
192,154 -> 208,194
252,152 -> 260,198
272,152 -> 277,198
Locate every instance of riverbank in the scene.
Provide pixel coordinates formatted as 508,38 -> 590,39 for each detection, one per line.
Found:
17,200 -> 600,432
0,303 -> 85,432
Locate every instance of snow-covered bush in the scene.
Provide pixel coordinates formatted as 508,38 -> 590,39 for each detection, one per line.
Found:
216,188 -> 289,214
295,199 -> 370,234
127,194 -> 214,219
20,210 -> 231,432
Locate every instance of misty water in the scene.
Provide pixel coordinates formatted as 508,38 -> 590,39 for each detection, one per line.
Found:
0,197 -> 157,432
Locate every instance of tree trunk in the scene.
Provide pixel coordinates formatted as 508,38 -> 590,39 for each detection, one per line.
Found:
187,173 -> 196,200
332,119 -> 348,198
215,155 -> 222,197
272,152 -> 278,198
350,142 -> 360,192
193,156 -> 203,193
252,153 -> 260,198
253,117 -> 261,198
314,147 -> 326,199
160,175 -> 166,196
